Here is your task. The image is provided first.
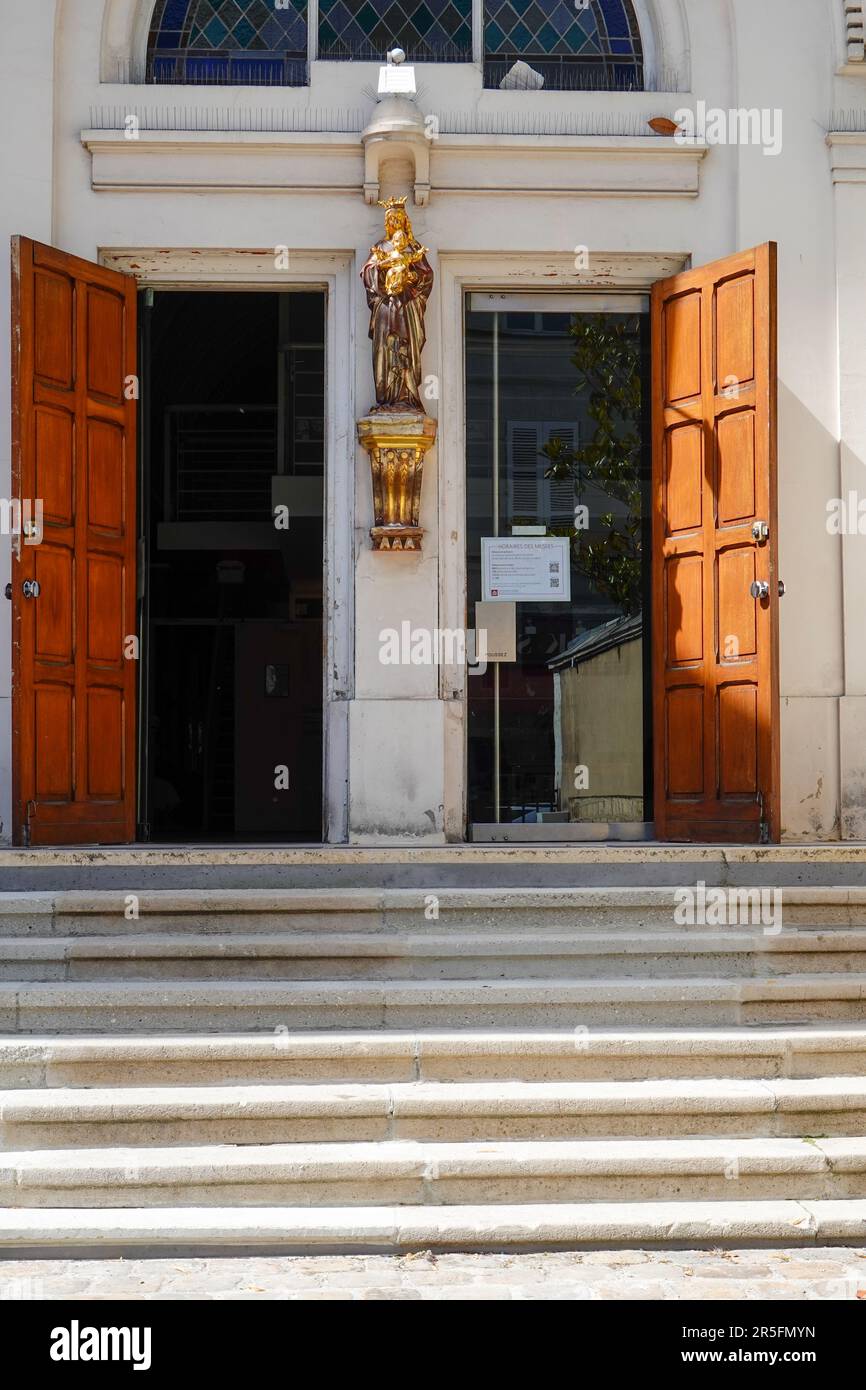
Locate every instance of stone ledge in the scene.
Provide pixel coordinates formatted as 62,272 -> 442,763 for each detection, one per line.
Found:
5,1134 -> 865,1178
3,845 -> 866,867
4,1075 -> 866,1124
0,1198 -> 864,1248
80,129 -> 707,198
3,883 -> 866,913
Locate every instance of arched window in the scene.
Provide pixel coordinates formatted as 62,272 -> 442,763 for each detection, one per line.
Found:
144,0 -> 642,85
318,0 -> 473,62
484,0 -> 644,90
147,0 -> 308,84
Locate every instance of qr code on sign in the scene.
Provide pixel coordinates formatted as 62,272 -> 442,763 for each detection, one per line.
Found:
549,562 -> 560,573
550,578 -> 560,589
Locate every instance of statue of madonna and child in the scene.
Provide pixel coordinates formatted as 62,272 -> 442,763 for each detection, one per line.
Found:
357,195 -> 437,549
361,196 -> 433,414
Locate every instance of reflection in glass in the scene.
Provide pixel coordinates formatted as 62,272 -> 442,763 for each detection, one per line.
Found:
465,305 -> 651,828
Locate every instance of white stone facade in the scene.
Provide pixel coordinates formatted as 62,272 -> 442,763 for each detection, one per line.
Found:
0,0 -> 864,843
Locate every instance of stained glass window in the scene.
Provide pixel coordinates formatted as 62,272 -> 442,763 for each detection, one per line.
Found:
318,0 -> 473,62
145,0 -> 641,83
484,0 -> 643,90
147,0 -> 308,84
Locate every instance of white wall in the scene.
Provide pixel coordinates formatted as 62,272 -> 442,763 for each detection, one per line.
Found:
729,0 -> 843,838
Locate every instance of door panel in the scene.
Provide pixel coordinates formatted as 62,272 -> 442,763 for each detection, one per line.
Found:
11,237 -> 137,845
651,244 -> 779,843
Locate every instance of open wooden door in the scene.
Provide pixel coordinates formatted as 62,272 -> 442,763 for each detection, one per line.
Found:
11,238 -> 137,845
651,243 -> 779,843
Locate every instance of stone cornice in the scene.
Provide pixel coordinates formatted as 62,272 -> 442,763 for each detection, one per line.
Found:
827,130 -> 866,182
80,128 -> 708,198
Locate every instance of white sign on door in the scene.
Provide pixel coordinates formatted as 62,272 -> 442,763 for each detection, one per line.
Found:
481,536 -> 571,603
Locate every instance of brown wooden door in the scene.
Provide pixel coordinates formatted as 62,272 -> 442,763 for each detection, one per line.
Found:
11,237 -> 137,845
651,243 -> 779,843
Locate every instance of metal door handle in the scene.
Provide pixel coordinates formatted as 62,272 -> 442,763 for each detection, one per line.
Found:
750,579 -> 785,600
22,580 -> 40,599
751,519 -> 770,541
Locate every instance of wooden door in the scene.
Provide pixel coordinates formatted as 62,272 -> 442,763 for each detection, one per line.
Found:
651,244 -> 779,843
11,237 -> 137,845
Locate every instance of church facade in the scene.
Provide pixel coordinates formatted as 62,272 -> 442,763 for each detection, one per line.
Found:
0,0 -> 864,846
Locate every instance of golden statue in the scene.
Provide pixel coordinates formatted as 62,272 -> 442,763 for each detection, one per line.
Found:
361,196 -> 433,413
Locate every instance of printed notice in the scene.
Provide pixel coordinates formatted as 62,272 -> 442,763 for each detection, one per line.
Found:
481,536 -> 571,603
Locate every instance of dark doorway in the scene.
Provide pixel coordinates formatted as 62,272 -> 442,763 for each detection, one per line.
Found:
139,290 -> 325,841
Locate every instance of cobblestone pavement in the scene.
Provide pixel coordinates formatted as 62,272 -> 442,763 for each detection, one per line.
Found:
1,1249 -> 865,1300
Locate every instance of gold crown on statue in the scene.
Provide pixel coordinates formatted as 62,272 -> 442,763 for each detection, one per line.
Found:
377,195 -> 414,239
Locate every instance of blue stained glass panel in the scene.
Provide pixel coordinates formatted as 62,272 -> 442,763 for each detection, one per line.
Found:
203,16 -> 230,44
318,0 -> 472,60
163,0 -> 191,23
484,0 -> 642,89
233,17 -> 257,44
147,0 -> 308,83
600,0 -> 630,36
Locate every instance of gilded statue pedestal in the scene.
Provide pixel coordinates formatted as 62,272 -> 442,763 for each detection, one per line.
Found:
357,411 -> 437,551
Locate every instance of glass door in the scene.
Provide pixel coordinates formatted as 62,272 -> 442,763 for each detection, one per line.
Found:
465,293 -> 653,840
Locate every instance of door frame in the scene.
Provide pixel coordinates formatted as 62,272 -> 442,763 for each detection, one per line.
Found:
438,251 -> 691,843
99,248 -> 356,843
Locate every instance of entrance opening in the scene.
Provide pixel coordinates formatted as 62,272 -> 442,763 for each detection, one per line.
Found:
465,292 -> 653,839
139,290 -> 325,842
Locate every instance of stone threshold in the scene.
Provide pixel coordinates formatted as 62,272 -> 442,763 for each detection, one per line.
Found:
1,844 -> 866,868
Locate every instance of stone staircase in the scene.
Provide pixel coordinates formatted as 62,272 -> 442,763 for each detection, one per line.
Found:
0,885 -> 865,1253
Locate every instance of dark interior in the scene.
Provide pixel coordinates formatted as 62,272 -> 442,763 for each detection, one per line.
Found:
140,290 -> 325,842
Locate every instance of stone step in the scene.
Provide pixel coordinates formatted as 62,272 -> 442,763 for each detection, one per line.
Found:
1,974 -> 864,1032
3,1027 -> 864,1088
1,1198 -> 864,1252
4,1136 -> 866,1208
1,887 -> 864,937
3,1077 -> 865,1148
3,845 -> 866,893
2,930 -> 865,981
